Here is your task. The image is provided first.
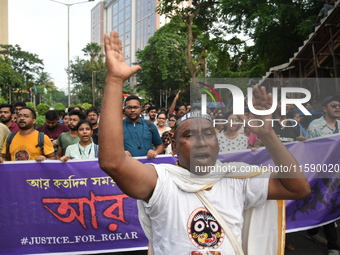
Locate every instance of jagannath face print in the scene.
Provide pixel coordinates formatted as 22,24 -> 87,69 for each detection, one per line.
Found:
187,207 -> 224,249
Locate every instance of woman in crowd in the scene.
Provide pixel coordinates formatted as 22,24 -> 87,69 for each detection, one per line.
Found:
60,119 -> 98,162
62,113 -> 70,126
217,111 -> 248,153
156,112 -> 171,136
162,114 -> 180,155
214,112 -> 225,134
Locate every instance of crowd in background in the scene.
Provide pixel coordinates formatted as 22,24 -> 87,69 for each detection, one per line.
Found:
0,93 -> 331,163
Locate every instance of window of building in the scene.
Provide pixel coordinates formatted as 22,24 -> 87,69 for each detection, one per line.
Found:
125,19 -> 130,33
125,31 -> 130,43
119,0 -> 124,11
113,2 -> 118,14
118,10 -> 124,23
125,45 -> 130,59
112,14 -> 118,27
125,5 -> 131,19
118,23 -> 124,38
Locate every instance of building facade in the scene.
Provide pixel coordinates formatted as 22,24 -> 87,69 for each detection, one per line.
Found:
0,0 -> 8,45
91,0 -> 170,84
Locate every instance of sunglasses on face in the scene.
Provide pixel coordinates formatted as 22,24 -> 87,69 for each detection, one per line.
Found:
330,103 -> 340,109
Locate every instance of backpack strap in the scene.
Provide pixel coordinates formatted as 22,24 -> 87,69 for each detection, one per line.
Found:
5,131 -> 19,161
36,132 -> 45,156
144,120 -> 154,133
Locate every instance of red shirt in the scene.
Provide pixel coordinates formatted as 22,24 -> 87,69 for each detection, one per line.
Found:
37,123 -> 70,141
9,122 -> 20,132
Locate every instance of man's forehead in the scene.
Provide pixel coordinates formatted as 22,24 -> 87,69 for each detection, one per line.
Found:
19,109 -> 30,114
70,115 -> 80,119
177,118 -> 213,131
126,100 -> 140,106
329,100 -> 340,105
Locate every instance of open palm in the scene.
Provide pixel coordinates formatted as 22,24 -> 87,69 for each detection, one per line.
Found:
104,31 -> 141,81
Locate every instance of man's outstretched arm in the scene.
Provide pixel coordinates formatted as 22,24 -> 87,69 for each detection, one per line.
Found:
244,86 -> 311,200
99,31 -> 157,201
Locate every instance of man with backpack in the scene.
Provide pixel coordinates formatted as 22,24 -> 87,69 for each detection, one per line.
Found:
123,95 -> 163,158
0,107 -> 55,162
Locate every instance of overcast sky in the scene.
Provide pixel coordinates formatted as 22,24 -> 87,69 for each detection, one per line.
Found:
8,0 -> 98,93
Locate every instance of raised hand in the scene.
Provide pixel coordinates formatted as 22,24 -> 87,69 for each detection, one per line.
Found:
104,31 -> 142,81
239,85 -> 274,138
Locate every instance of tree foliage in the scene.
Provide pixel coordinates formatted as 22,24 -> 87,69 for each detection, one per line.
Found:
156,0 -> 221,78
70,43 -> 106,106
0,59 -> 23,98
220,0 -> 321,69
136,18 -> 190,105
0,44 -> 44,89
37,103 -> 50,116
54,103 -> 66,111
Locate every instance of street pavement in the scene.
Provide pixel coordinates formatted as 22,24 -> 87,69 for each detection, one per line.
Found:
286,220 -> 340,255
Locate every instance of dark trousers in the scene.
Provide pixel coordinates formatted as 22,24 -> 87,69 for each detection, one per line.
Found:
308,222 -> 339,251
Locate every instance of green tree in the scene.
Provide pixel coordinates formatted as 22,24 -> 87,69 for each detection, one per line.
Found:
0,44 -> 44,91
136,19 -> 190,105
26,102 -> 36,111
82,43 -> 105,107
0,59 -> 23,99
220,0 -> 320,70
123,81 -> 135,95
54,103 -> 66,111
156,0 -> 221,78
70,54 -> 106,106
36,71 -> 57,91
207,37 -> 266,78
36,103 -> 50,116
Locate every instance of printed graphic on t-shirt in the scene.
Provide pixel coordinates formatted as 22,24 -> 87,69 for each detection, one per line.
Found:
15,150 -> 29,160
191,251 -> 221,255
187,207 -> 224,249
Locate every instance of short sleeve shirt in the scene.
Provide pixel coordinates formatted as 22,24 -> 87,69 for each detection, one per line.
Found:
217,132 -> 248,153
307,116 -> 340,138
56,131 -> 80,155
123,118 -> 162,157
1,130 -> 54,160
141,164 -> 269,254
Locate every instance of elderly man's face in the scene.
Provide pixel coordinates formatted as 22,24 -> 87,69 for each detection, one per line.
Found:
173,119 -> 219,174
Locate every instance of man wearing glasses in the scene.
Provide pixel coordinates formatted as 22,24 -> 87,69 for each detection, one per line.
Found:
0,107 -> 55,162
86,107 -> 100,145
123,96 -> 163,158
307,95 -> 340,138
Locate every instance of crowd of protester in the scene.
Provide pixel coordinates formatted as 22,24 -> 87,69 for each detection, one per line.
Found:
0,89 -> 340,254
0,94 -> 334,161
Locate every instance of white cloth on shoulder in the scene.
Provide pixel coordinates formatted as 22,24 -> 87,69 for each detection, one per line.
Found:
137,160 -> 285,255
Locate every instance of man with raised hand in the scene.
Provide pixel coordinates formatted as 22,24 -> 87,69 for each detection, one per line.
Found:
99,31 -> 310,254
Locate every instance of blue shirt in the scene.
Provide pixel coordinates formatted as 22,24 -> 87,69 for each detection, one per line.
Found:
123,118 -> 162,157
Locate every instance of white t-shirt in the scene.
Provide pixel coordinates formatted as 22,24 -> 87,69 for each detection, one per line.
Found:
65,142 -> 97,159
141,164 -> 269,254
217,132 -> 248,153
